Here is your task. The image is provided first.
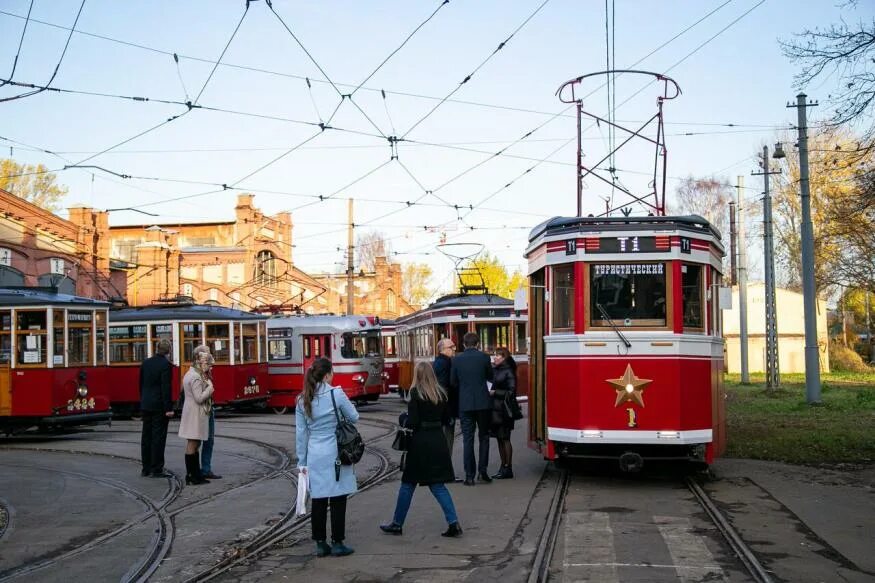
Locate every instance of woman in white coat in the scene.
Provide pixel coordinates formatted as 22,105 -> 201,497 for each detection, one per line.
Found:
296,357 -> 359,557
178,350 -> 214,485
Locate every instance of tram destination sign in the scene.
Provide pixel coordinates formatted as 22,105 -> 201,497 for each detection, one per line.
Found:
587,236 -> 668,254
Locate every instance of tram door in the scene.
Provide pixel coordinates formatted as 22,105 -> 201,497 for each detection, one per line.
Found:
529,269 -> 547,449
302,334 -> 331,373
0,310 -> 10,416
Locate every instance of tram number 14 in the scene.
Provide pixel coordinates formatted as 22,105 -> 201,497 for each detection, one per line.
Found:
626,408 -> 638,428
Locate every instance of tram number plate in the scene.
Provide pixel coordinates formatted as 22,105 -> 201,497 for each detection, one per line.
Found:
243,385 -> 260,395
680,236 -> 692,254
565,239 -> 577,255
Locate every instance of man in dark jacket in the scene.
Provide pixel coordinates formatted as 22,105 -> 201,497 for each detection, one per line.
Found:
450,332 -> 494,485
140,338 -> 174,477
433,338 -> 458,467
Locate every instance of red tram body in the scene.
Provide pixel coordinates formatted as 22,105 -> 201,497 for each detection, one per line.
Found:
266,314 -> 385,413
525,215 -> 726,467
396,293 -> 529,399
380,320 -> 400,394
107,303 -> 269,415
0,288 -> 113,433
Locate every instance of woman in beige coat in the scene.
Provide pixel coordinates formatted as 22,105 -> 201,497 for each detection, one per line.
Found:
178,350 -> 214,485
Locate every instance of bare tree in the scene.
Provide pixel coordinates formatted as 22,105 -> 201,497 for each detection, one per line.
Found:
672,176 -> 733,238
355,231 -> 391,272
781,8 -> 875,148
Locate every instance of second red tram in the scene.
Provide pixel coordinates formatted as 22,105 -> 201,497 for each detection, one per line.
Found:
380,320 -> 400,394
107,303 -> 269,415
395,293 -> 529,398
525,215 -> 726,468
1,288 -> 112,433
266,314 -> 385,413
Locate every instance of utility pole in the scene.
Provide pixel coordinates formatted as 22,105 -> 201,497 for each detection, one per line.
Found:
346,198 -> 354,316
737,175 -> 750,384
789,93 -> 821,404
728,201 -> 738,286
752,144 -> 783,390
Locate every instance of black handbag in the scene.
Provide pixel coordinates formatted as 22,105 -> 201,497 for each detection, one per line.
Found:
330,390 -> 365,470
392,412 -> 411,451
504,393 -> 524,421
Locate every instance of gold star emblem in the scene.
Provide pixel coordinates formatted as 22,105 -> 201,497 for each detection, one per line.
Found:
606,364 -> 652,408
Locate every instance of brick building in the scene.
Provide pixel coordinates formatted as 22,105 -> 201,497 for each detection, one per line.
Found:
0,188 -> 125,300
107,194 -> 327,310
312,256 -> 416,319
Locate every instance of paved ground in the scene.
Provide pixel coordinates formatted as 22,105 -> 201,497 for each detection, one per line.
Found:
1,399 -> 873,583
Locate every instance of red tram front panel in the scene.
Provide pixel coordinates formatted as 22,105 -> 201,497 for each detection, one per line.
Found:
525,216 -> 726,465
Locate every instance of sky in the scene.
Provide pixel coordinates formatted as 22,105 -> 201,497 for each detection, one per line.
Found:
1,0 -> 872,302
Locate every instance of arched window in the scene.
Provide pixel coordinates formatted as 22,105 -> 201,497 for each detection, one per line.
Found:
38,258 -> 75,294
388,291 -> 397,313
0,266 -> 24,287
254,251 -> 278,288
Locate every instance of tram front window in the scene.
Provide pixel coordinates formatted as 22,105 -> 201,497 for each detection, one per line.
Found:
341,330 -> 381,358
590,263 -> 667,327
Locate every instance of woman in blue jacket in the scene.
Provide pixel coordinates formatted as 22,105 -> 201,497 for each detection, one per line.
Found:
296,358 -> 359,557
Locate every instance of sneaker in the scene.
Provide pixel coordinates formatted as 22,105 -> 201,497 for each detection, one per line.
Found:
379,522 -> 403,535
330,541 -> 355,557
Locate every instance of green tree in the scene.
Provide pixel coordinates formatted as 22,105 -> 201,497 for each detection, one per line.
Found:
0,159 -> 68,211
401,262 -> 434,308
459,252 -> 527,299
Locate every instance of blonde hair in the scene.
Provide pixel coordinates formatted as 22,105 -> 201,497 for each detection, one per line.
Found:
411,361 -> 446,405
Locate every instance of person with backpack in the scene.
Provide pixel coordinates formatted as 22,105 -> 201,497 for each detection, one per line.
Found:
295,357 -> 359,557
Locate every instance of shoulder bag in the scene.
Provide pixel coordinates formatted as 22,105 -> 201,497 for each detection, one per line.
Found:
391,412 -> 412,451
504,392 -> 524,421
330,390 -> 365,472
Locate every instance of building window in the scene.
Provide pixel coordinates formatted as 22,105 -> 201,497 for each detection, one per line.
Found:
0,266 -> 24,287
254,250 -> 278,288
590,262 -> 667,328
551,264 -> 575,331
181,283 -> 194,298
0,248 -> 11,266
388,292 -> 397,313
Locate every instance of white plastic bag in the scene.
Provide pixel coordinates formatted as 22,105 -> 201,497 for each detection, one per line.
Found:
296,468 -> 309,516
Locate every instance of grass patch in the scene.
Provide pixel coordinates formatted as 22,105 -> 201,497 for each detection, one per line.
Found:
725,372 -> 875,465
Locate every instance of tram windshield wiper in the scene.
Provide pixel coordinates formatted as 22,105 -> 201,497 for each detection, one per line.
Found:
596,303 -> 632,348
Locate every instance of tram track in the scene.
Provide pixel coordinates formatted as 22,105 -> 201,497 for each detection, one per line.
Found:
526,468 -> 774,583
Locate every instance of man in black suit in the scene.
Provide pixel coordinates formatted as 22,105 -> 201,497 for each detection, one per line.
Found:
433,338 -> 458,470
450,332 -> 494,485
140,338 -> 174,477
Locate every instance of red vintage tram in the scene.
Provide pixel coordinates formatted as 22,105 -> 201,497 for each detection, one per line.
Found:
107,302 -> 269,415
266,314 -> 385,413
380,320 -> 400,395
396,293 -> 529,398
525,215 -> 726,467
0,288 -> 112,433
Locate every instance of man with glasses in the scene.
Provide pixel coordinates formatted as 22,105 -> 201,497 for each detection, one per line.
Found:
433,338 -> 458,477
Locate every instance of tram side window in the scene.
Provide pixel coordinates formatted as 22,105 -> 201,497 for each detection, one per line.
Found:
150,324 -> 173,357
514,323 -> 526,355
383,335 -> 396,357
96,311 -> 107,364
16,310 -> 47,365
181,323 -> 203,363
68,311 -> 94,366
109,325 -> 147,364
53,310 -> 64,365
240,323 -> 259,363
268,328 -> 293,361
0,311 -> 11,364
341,332 -> 362,359
206,323 -> 230,363
590,263 -> 666,327
476,323 -> 509,354
551,264 -> 575,331
682,264 -> 704,330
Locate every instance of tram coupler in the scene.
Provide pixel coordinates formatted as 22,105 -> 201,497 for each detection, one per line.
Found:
619,451 -> 644,473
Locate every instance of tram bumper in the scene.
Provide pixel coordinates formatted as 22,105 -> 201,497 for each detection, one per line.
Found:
227,395 -> 270,408
40,411 -> 113,428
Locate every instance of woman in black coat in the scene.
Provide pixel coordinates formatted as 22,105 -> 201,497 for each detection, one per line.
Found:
380,362 -> 462,538
489,347 -> 517,479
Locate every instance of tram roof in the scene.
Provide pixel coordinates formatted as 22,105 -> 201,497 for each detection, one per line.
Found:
0,287 -> 111,308
427,293 -> 513,309
110,303 -> 267,322
528,215 -> 722,242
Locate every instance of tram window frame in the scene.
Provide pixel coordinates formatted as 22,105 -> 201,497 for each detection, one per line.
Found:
109,324 -> 148,365
588,262 -> 671,330
240,323 -> 259,363
0,310 -> 11,365
383,334 -> 396,357
476,323 -> 509,354
205,322 -> 231,363
15,309 -> 48,367
150,323 -> 173,359
258,322 -> 267,362
551,263 -> 575,332
268,327 -> 293,361
181,322 -> 203,364
681,263 -> 705,332
95,311 -> 107,365
514,322 -> 526,355
52,309 -> 64,366
67,310 -> 95,366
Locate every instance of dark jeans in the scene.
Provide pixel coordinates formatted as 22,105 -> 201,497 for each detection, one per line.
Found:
311,495 -> 348,543
141,410 -> 169,473
460,409 -> 491,479
201,410 -> 215,473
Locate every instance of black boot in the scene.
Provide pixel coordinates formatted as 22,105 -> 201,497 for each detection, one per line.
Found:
185,453 -> 209,485
493,465 -> 514,479
441,522 -> 463,537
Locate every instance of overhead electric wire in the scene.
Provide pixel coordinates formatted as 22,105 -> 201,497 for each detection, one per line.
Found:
0,0 -> 85,103
0,0 -> 34,89
401,0 -> 552,139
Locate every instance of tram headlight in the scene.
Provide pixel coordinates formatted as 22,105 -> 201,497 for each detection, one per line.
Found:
77,385 -> 89,397
249,376 -> 257,386
352,375 -> 365,384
